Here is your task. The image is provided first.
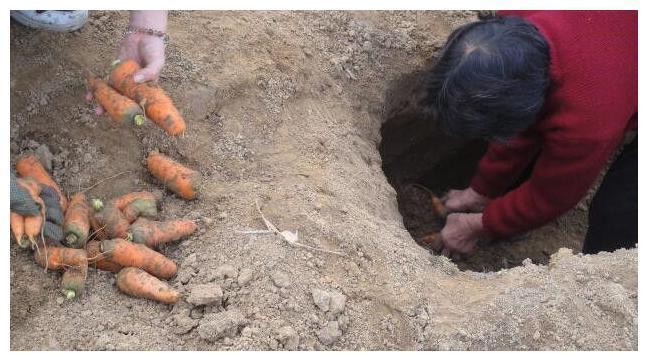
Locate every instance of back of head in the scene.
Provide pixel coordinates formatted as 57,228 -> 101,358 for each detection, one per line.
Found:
423,16 -> 550,141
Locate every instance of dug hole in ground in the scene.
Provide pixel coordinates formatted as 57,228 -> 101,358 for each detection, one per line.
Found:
9,11 -> 637,350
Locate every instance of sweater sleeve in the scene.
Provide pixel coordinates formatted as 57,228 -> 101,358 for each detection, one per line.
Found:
470,131 -> 542,198
481,128 -> 622,239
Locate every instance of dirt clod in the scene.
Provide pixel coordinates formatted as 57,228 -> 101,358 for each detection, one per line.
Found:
197,309 -> 247,343
187,283 -> 224,306
318,321 -> 342,346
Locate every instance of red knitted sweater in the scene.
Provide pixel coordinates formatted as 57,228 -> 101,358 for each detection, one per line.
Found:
471,10 -> 637,238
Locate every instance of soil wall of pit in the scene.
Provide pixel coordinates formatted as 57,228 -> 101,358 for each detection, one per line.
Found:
10,11 -> 637,350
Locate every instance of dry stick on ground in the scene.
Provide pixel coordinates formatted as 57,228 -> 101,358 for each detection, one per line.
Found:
253,199 -> 345,257
79,171 -> 133,193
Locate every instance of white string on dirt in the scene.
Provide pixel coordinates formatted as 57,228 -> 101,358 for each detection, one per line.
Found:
242,199 -> 345,257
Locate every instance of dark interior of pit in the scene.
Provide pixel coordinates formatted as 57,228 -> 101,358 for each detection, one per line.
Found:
378,70 -> 586,272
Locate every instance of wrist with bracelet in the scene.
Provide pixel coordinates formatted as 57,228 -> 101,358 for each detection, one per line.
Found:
124,26 -> 169,44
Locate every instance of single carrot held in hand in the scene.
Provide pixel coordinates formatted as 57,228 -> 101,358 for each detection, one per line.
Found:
147,151 -> 201,199
63,193 -> 92,248
101,238 -> 177,279
85,70 -> 145,126
86,239 -> 123,273
116,267 -> 180,304
129,218 -> 197,248
16,154 -> 67,211
10,212 -> 29,249
110,60 -> 186,136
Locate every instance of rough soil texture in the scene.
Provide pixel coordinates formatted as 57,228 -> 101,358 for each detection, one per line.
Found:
10,11 -> 637,350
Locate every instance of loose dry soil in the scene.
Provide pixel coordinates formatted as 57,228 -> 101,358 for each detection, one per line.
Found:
10,11 -> 637,350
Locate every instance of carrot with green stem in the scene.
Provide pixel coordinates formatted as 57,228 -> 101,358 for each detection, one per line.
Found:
110,59 -> 186,136
61,267 -> 87,299
100,238 -> 177,279
63,193 -> 91,248
116,267 -> 179,304
16,154 -> 67,211
128,218 -> 197,248
93,202 -> 129,239
147,151 -> 201,199
85,70 -> 145,126
86,239 -> 123,273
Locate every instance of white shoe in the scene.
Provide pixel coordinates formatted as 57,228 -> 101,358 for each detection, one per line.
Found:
10,10 -> 89,32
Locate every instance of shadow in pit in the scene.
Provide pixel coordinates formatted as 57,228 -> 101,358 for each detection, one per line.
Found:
379,66 -> 541,272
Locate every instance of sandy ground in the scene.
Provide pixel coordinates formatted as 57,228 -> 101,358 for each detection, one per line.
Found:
10,10 -> 637,350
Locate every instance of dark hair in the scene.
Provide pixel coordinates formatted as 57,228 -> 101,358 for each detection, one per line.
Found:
423,16 -> 550,141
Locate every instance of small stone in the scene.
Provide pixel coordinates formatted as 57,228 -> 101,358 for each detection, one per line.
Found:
56,296 -> 64,305
271,270 -> 291,288
197,309 -> 247,342
237,268 -> 254,286
187,283 -> 223,306
173,313 -> 199,334
241,327 -> 253,338
277,325 -> 300,350
216,264 -> 238,279
328,291 -> 346,316
202,217 -> 214,226
311,288 -> 331,312
317,321 -> 342,346
338,315 -> 350,332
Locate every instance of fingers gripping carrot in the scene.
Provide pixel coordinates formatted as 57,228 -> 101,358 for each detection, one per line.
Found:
16,154 -> 67,211
116,267 -> 179,304
85,70 -> 145,126
147,151 -> 201,199
63,193 -> 92,248
110,60 -> 186,136
129,218 -> 197,248
100,238 -> 177,279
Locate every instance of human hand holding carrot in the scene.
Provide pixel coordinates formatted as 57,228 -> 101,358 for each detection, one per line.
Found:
86,10 -> 168,115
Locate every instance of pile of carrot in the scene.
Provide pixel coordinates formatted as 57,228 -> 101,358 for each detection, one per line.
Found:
85,60 -> 186,136
12,152 -> 198,304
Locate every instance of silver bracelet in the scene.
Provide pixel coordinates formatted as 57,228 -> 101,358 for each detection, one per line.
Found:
125,26 -> 169,44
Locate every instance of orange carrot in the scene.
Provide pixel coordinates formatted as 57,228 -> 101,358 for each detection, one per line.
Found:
89,212 -> 108,241
10,212 -> 28,249
61,267 -> 87,299
24,215 -> 43,245
110,60 -> 186,136
33,246 -> 87,271
430,195 -> 448,219
85,70 -> 145,126
129,218 -> 197,248
146,151 -> 201,199
116,267 -> 179,304
86,239 -> 123,273
94,203 -> 129,239
63,193 -> 92,248
101,238 -> 177,279
417,233 -> 443,252
112,191 -> 159,210
122,198 -> 158,223
16,154 -> 67,211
